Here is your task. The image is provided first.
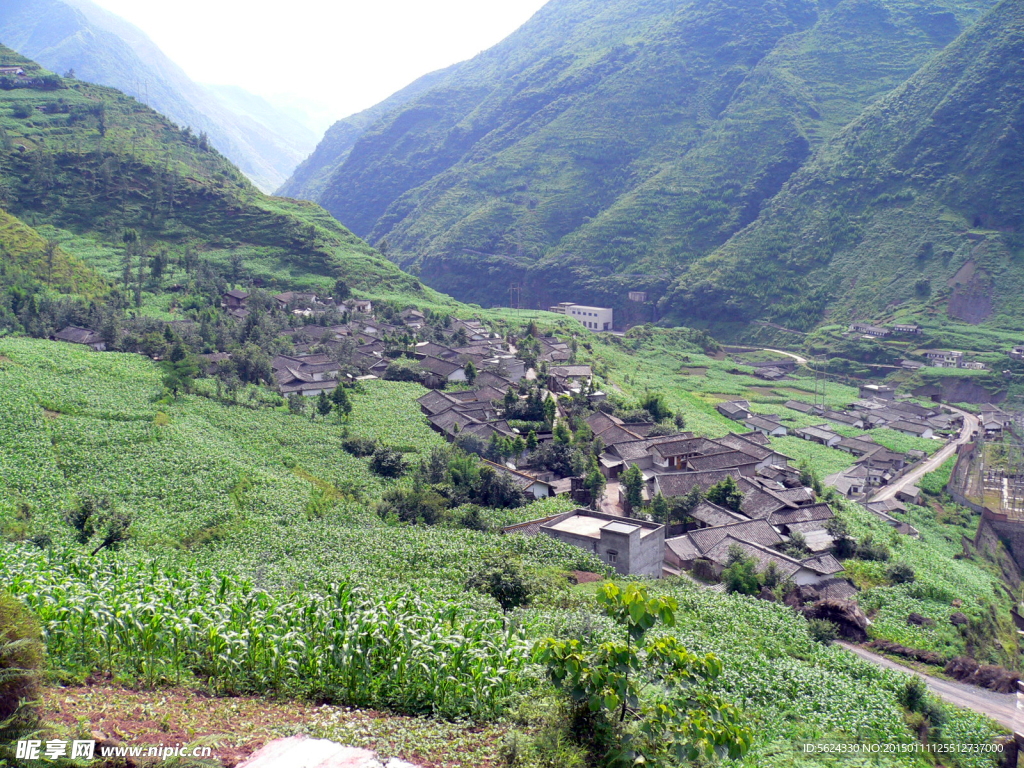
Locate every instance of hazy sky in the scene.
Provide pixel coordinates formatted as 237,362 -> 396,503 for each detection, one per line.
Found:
91,0 -> 549,123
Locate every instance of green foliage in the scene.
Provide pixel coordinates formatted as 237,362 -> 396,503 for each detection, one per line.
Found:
465,556 -> 538,615
707,476 -> 743,513
620,465 -> 644,511
721,546 -> 761,596
807,619 -> 838,646
0,591 -> 42,740
369,445 -> 407,478
535,583 -> 751,765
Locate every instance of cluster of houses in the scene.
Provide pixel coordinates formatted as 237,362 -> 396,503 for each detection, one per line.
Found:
505,410 -> 854,597
848,322 -> 921,338
709,386 -> 961,512
846,324 -> 995,370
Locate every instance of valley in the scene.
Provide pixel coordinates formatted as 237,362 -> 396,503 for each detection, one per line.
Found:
0,2 -> 1023,767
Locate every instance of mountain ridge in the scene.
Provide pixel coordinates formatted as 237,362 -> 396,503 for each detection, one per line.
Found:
0,0 -> 319,191
280,0 -> 999,327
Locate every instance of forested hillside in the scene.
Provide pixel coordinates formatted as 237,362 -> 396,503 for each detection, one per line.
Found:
0,0 -> 319,190
666,0 -> 1024,331
280,0 -> 997,323
0,44 -> 441,341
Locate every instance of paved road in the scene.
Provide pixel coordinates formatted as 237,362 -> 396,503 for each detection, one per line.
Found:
869,407 -> 979,502
840,642 -> 1018,732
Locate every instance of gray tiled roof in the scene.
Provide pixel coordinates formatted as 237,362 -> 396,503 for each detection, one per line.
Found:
689,519 -> 782,553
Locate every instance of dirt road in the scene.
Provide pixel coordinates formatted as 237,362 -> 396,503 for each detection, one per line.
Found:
840,642 -> 1019,732
869,407 -> 979,503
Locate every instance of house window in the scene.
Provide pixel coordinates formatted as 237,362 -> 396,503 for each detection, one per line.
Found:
606,550 -> 618,564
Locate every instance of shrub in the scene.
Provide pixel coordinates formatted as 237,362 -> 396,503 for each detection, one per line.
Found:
377,484 -> 447,525
342,436 -> 377,457
888,562 -> 916,584
899,677 -> 927,713
808,619 -> 838,646
722,545 -> 760,595
0,592 -> 43,740
856,535 -> 891,562
369,446 -> 407,478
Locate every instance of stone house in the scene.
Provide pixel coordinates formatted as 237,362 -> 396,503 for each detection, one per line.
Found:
51,326 -> 106,351
536,509 -> 665,576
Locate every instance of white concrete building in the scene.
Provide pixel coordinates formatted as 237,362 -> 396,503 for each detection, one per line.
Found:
549,302 -> 614,331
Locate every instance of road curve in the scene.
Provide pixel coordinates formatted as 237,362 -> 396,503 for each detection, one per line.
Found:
839,642 -> 1018,733
869,407 -> 979,503
762,348 -> 809,366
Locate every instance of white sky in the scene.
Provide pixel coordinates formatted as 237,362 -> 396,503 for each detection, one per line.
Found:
91,0 -> 549,123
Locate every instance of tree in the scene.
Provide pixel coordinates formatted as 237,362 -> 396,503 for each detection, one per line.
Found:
526,430 -> 538,452
466,556 -> 537,617
43,238 -> 58,287
826,515 -> 855,558
464,359 -> 477,384
370,446 -> 406,478
583,456 -> 606,507
553,420 -> 572,445
651,492 -> 670,522
288,393 -> 307,415
622,464 -> 644,512
707,476 -> 743,512
536,583 -> 751,765
63,495 -> 131,555
331,384 -> 352,418
721,545 -> 760,595
316,390 -> 333,419
333,278 -> 351,302
161,342 -> 198,397
543,396 -> 557,427
640,391 -> 673,423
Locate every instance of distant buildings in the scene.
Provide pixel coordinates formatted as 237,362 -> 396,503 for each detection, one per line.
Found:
549,302 -> 614,331
51,326 -> 106,351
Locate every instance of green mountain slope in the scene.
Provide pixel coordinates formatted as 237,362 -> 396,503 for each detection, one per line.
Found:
280,0 -> 996,317
0,45 -> 430,311
0,0 -> 319,190
668,0 -> 1024,331
275,66 -> 454,201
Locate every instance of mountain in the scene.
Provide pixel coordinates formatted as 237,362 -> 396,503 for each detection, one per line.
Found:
275,66 -> 453,201
279,0 -> 998,322
0,45 -> 429,314
0,0 -> 320,191
664,0 -> 1024,331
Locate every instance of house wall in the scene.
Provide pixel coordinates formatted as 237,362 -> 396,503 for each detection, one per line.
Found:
567,305 -> 614,331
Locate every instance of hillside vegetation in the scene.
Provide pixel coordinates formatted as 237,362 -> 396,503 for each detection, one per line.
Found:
280,0 -> 998,326
668,0 -> 1024,332
0,336 -> 1008,767
0,0 -> 319,190
0,45 -> 437,321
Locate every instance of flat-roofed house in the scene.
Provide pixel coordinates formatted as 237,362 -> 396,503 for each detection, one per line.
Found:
506,509 -> 664,576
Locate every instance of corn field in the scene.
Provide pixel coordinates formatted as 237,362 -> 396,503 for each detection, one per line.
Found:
1,546 -> 527,719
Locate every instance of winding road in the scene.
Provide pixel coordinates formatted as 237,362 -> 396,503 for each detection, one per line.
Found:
869,406 -> 978,503
840,642 -> 1018,733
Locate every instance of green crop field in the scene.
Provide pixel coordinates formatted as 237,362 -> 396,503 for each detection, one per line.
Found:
0,336 -> 1011,767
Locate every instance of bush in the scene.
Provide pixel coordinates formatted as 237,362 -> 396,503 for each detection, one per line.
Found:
0,592 -> 43,740
888,562 -> 916,584
808,618 -> 838,645
856,535 -> 891,562
377,484 -> 447,525
722,545 -> 760,595
342,436 -> 377,457
899,677 -> 927,713
383,359 -> 422,382
369,446 -> 406,478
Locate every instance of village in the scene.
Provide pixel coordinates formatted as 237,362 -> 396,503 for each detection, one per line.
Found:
47,287 -> 996,606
